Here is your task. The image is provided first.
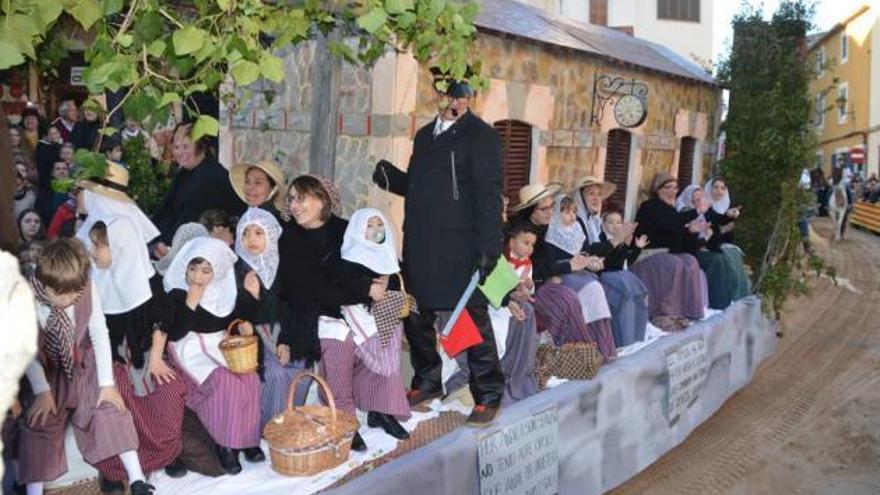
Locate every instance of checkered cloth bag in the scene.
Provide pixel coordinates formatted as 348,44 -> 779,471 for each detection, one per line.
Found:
371,290 -> 417,347
535,341 -> 604,390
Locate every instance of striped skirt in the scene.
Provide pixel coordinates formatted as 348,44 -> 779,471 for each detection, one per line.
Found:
319,330 -> 410,421
260,343 -> 310,426
631,252 -> 707,320
184,367 -> 261,449
93,360 -> 187,480
534,283 -> 617,360
18,350 -> 139,483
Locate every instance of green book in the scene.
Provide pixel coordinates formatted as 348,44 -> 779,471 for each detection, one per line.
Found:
478,257 -> 521,309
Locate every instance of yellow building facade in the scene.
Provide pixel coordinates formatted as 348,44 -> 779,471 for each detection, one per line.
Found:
808,4 -> 877,177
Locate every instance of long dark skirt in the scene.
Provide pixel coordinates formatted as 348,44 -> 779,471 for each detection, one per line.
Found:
533,282 -> 617,360
695,246 -> 751,310
600,271 -> 649,348
631,252 -> 706,320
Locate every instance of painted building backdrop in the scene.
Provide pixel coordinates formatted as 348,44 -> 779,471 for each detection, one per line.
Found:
221,0 -> 722,228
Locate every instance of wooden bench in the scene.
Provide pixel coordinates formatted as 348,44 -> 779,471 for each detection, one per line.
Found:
850,200 -> 880,234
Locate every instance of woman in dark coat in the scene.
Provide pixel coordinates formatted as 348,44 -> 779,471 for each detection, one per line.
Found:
276,176 -> 370,451
631,173 -> 708,321
151,122 -> 246,256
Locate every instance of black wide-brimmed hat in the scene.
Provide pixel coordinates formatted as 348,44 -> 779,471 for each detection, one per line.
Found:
430,66 -> 475,98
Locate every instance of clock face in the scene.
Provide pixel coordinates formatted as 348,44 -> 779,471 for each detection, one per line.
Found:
614,94 -> 647,128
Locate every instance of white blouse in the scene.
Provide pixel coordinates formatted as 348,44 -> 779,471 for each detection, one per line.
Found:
25,282 -> 115,395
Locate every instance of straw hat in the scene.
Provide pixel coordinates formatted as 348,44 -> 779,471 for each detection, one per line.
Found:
511,182 -> 563,212
230,160 -> 286,211
574,176 -> 616,199
79,160 -> 134,204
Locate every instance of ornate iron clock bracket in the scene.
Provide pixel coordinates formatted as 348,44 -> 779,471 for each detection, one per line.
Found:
590,73 -> 649,126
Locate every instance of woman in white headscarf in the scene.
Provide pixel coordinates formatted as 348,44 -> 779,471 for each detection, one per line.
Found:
163,237 -> 263,475
703,177 -> 740,246
543,194 -> 616,360
317,208 -> 412,451
676,184 -> 750,310
233,208 -> 309,426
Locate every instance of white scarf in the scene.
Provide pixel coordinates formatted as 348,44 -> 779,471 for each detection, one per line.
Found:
704,179 -> 731,215
545,200 -> 586,256
235,207 -> 281,288
574,189 -> 602,244
675,184 -> 700,212
341,208 -> 400,275
76,190 -> 160,247
163,237 -> 238,317
88,217 -> 156,314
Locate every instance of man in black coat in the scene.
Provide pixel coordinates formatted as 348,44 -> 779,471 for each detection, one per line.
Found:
373,68 -> 505,426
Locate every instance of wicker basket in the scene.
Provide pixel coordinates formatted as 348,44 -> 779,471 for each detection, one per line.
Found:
218,319 -> 258,374
263,371 -> 360,476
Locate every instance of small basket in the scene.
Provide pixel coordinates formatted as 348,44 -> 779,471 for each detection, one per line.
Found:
263,371 -> 360,476
218,319 -> 258,374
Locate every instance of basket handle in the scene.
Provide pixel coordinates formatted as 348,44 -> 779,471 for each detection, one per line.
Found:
226,318 -> 245,337
287,371 -> 337,429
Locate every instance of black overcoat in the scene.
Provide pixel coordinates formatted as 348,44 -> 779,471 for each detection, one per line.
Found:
380,111 -> 504,310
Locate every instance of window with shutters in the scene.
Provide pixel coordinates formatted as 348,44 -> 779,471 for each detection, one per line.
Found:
494,120 -> 532,211
678,137 -> 696,186
604,129 -> 632,209
657,0 -> 700,22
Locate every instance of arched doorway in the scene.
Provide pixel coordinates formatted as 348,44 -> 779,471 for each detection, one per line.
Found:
604,128 -> 632,209
494,119 -> 533,210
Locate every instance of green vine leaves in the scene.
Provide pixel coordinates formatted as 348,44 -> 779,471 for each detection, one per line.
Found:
1,0 -> 482,143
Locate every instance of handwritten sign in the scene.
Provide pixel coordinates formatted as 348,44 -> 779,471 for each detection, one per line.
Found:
665,336 -> 709,424
478,407 -> 559,495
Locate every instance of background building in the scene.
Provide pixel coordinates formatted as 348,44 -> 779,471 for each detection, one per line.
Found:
807,4 -> 878,178
514,0 -> 715,69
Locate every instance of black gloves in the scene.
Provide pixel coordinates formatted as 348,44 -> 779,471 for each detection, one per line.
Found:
476,252 -> 497,285
373,160 -> 395,189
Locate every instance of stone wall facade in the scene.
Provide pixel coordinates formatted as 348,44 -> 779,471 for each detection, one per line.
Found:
222,30 -> 722,221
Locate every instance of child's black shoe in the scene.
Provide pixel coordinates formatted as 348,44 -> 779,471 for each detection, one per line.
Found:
164,458 -> 188,478
215,445 -> 242,475
351,431 -> 367,452
99,474 -> 124,494
242,446 -> 265,463
129,480 -> 155,495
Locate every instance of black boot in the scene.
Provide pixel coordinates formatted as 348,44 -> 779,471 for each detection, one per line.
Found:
350,431 -> 367,452
98,474 -> 124,494
242,446 -> 266,463
129,481 -> 156,495
215,445 -> 242,475
164,457 -> 188,478
367,411 -> 410,440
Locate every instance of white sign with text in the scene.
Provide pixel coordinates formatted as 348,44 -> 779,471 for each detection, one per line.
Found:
665,336 -> 709,424
478,407 -> 559,495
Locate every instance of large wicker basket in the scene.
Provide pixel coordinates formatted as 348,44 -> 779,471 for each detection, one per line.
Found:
218,319 -> 258,374
263,371 -> 360,476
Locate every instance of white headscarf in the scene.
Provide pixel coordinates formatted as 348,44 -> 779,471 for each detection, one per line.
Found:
163,237 -> 238,317
235,207 -> 281,288
574,188 -> 602,244
155,222 -> 210,275
88,216 -> 156,314
76,190 -> 160,247
704,178 -> 731,215
545,199 -> 586,256
341,208 -> 400,275
675,184 -> 701,212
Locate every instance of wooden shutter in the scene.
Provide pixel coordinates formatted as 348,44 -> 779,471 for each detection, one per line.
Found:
678,137 -> 696,185
494,120 -> 532,210
604,129 -> 632,209
590,0 -> 608,26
